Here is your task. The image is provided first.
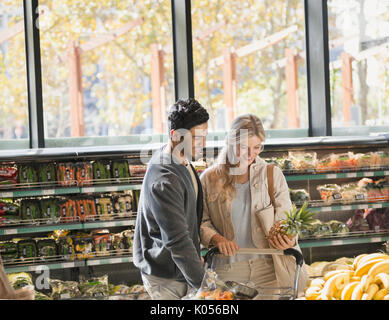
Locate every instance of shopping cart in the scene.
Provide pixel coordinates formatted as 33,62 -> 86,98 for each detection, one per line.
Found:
203,247 -> 304,300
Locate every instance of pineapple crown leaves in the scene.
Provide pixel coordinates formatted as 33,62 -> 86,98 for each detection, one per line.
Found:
282,201 -> 316,231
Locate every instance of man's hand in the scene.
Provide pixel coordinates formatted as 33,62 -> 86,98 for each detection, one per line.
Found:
269,234 -> 296,250
210,234 -> 239,256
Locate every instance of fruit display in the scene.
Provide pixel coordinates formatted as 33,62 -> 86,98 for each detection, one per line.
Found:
268,202 -> 315,242
304,252 -> 389,300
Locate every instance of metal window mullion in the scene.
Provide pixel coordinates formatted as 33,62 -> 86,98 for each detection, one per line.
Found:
171,0 -> 194,101
304,0 -> 332,137
23,0 -> 45,148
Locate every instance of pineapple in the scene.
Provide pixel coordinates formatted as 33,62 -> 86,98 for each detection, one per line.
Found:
268,201 -> 315,242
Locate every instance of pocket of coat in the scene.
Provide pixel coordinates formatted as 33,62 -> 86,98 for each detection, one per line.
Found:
254,205 -> 275,237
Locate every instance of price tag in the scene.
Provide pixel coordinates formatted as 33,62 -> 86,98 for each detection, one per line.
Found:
370,237 -> 382,243
331,240 -> 343,246
346,172 -> 357,178
0,192 -> 13,198
102,222 -> 115,228
82,187 -> 95,193
105,186 -> 119,192
341,205 -> 352,211
372,203 -> 383,209
321,206 -> 332,212
326,174 -> 337,179
42,189 -> 55,196
62,262 -> 76,268
364,172 -> 374,177
4,229 -> 17,235
87,260 -> 100,266
109,258 -> 122,264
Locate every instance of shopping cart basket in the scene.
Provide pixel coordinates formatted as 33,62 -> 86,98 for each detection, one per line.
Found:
203,247 -> 304,300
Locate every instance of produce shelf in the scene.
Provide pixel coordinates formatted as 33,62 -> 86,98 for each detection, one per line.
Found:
3,255 -> 133,273
285,169 -> 389,182
299,232 -> 389,248
0,183 -> 142,199
0,217 -> 136,236
306,200 -> 389,213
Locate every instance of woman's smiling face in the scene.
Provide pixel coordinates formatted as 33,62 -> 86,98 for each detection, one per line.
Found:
236,135 -> 263,167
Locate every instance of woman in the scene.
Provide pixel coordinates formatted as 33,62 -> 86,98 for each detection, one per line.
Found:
200,114 -> 308,297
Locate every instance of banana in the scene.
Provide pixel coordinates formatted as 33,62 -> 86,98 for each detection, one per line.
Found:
374,273 -> 389,289
351,276 -> 361,282
368,260 -> 389,278
365,283 -> 379,300
356,253 -> 389,268
352,254 -> 368,270
373,288 -> 388,300
354,258 -> 386,277
340,281 -> 359,300
351,283 -> 363,300
309,278 -> 325,288
361,293 -> 369,300
322,272 -> 352,298
360,274 -> 374,292
383,294 -> 389,300
323,269 -> 354,281
305,286 -> 322,300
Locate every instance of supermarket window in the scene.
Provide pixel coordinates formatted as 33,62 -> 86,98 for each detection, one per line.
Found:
191,0 -> 308,138
0,1 -> 29,149
39,1 -> 174,146
328,0 -> 389,135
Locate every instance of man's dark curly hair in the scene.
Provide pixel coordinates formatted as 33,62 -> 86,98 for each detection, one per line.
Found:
167,98 -> 209,131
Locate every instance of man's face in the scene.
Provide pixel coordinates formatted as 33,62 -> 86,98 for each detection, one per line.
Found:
186,122 -> 208,161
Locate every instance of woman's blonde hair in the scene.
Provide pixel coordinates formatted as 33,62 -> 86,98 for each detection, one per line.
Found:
212,114 -> 266,197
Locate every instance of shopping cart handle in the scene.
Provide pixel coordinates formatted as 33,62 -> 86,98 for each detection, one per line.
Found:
283,248 -> 304,267
203,246 -> 220,266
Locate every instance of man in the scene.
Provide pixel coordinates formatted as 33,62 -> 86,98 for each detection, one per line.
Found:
133,98 -> 209,300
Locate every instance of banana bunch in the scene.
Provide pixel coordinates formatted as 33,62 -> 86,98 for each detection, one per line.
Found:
304,253 -> 389,300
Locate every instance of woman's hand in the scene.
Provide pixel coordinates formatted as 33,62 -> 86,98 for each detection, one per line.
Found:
210,234 -> 239,256
269,234 -> 296,250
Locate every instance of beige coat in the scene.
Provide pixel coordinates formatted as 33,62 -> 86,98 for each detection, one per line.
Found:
200,156 -> 309,294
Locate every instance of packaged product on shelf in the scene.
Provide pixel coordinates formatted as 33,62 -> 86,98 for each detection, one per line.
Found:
311,221 -> 332,237
111,160 -> 130,181
75,162 -> 93,186
376,178 -> 389,200
132,190 -> 140,211
40,198 -> 60,222
16,238 -> 37,260
59,199 -> 77,223
128,164 -> 147,177
0,199 -> 19,216
332,152 -> 356,171
34,291 -> 52,300
0,165 -> 18,187
20,199 -> 41,221
75,198 -> 96,222
111,229 -> 133,255
73,234 -> 95,260
317,184 -> 342,203
316,154 -> 336,173
278,157 -> 295,171
340,183 -> 366,203
327,220 -> 349,235
288,151 -> 317,172
354,152 -> 374,169
374,151 -> 389,167
112,193 -> 133,217
38,162 -> 57,184
57,163 -> 77,186
50,230 -> 75,261
364,208 -> 389,232
121,229 -> 134,253
346,209 -> 370,232
49,279 -> 82,300
79,275 -> 110,298
0,241 -> 19,262
18,164 -> 38,185
364,179 -> 383,202
36,238 -> 58,258
289,189 -> 310,203
93,233 -> 113,257
95,197 -> 114,220
92,161 -> 111,183
7,272 -> 33,289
